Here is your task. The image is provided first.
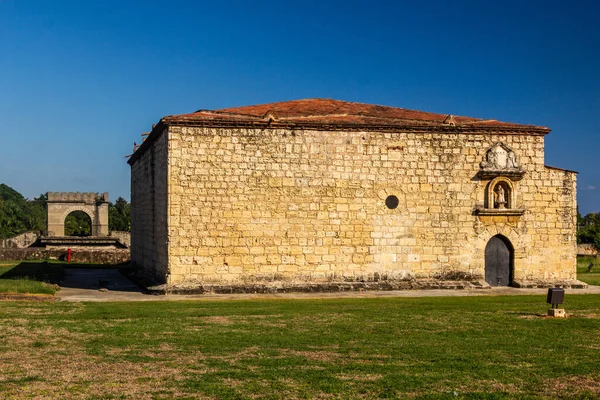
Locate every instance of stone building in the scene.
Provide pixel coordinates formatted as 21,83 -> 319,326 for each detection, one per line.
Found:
128,99 -> 579,290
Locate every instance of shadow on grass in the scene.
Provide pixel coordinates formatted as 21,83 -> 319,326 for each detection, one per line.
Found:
0,261 -> 143,295
0,262 -> 65,284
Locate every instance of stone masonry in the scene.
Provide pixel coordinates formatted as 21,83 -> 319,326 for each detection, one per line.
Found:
47,192 -> 109,237
128,99 -> 579,290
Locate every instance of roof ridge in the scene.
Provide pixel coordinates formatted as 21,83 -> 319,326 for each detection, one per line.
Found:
217,97 -> 430,113
160,98 -> 549,133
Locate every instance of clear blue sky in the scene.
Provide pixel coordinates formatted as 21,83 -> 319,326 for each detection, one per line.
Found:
1,0 -> 598,213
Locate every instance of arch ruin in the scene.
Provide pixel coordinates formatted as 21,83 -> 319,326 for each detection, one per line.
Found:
47,192 -> 109,237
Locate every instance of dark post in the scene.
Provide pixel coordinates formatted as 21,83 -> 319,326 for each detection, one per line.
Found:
546,288 -> 565,309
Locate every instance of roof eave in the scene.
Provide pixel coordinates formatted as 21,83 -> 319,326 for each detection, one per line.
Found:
164,116 -> 551,134
545,165 -> 579,174
127,119 -> 167,166
128,118 -> 550,165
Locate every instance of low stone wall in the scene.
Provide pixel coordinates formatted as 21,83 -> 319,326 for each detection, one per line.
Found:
577,244 -> 599,256
0,232 -> 41,249
109,231 -> 131,248
0,248 -> 130,265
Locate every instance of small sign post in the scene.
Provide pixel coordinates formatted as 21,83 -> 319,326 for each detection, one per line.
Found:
546,287 -> 566,318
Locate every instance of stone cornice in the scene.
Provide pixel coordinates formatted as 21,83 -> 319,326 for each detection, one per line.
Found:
128,119 -> 549,166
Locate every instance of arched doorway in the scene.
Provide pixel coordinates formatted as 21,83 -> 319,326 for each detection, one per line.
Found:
485,235 -> 513,286
64,210 -> 92,237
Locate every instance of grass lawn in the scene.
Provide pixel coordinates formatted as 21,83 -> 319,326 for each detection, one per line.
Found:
577,256 -> 600,286
0,261 -> 64,295
0,295 -> 600,399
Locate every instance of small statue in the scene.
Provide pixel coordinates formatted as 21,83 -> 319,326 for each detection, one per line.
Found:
495,185 -> 506,209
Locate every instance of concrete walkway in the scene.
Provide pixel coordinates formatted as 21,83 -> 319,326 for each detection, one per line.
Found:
57,268 -> 600,302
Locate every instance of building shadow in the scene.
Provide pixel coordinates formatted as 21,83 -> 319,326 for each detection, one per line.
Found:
0,261 -> 146,294
0,261 -> 65,284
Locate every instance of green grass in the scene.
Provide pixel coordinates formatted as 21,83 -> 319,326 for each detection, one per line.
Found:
1,295 -> 600,399
577,256 -> 600,285
0,261 -> 64,295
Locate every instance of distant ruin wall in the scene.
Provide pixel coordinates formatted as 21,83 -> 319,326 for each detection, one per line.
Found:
47,192 -> 109,203
0,232 -> 41,249
577,243 -> 599,256
0,248 -> 130,264
47,191 -> 109,237
109,231 -> 131,248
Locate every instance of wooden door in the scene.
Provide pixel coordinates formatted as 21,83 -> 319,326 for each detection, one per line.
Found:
485,236 -> 512,286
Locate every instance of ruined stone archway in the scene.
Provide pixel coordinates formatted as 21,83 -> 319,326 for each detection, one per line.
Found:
47,192 -> 109,237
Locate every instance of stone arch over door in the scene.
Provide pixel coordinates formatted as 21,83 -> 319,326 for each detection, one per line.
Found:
484,235 -> 514,286
46,192 -> 109,237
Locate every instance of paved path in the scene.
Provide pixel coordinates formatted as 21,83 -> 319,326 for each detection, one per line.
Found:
57,268 -> 600,302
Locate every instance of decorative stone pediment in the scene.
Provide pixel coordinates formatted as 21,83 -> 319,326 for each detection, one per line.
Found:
478,143 -> 525,180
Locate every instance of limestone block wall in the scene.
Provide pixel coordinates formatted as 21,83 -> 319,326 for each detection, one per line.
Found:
130,128 -> 169,283
473,166 -> 577,283
162,126 -> 576,285
94,203 -> 109,236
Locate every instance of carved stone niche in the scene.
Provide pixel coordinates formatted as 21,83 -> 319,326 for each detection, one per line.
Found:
475,143 -> 525,217
476,177 -> 525,216
478,142 -> 525,180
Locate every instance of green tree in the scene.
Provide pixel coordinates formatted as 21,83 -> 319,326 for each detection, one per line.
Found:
27,193 -> 47,233
0,184 -> 45,239
64,211 -> 92,236
108,197 -> 131,232
577,212 -> 600,250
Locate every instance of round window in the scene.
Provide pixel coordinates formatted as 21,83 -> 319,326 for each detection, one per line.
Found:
385,195 -> 399,209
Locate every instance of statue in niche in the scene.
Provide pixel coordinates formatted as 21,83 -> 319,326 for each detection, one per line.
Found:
495,184 -> 506,209
480,143 -> 521,171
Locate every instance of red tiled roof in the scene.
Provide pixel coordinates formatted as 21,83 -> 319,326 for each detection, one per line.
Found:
162,98 -> 550,133
129,99 -> 550,164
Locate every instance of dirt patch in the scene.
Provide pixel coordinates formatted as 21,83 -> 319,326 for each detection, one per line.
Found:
337,373 -> 383,382
0,294 -> 55,302
277,349 -> 342,362
517,314 -> 546,319
544,376 -> 600,396
202,315 -> 234,325
0,326 -> 209,400
568,313 -> 598,319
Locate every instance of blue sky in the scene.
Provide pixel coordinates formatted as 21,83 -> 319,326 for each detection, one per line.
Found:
0,0 -> 598,213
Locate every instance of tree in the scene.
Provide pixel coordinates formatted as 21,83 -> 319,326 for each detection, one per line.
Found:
64,211 -> 92,236
577,212 -> 600,250
108,197 -> 131,232
0,184 -> 45,239
27,193 -> 47,233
